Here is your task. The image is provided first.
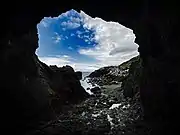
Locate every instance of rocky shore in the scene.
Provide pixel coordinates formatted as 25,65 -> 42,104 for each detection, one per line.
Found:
88,56 -> 139,86
28,83 -> 150,135
27,55 -> 152,135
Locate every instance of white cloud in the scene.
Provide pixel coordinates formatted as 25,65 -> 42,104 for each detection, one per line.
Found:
76,30 -> 82,34
38,10 -> 139,72
41,21 -> 48,27
62,28 -> 66,31
71,63 -> 102,72
39,56 -> 70,66
57,10 -> 82,30
68,46 -> 73,50
52,32 -> 61,43
69,16 -> 81,23
85,39 -> 89,42
52,36 -> 61,43
61,20 -> 81,29
77,34 -> 82,38
38,56 -> 102,72
38,9 -> 81,29
62,55 -> 70,58
79,11 -> 139,66
83,35 -> 90,38
39,18 -> 52,28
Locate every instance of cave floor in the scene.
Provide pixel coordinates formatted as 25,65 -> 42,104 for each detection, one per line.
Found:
27,84 -> 151,135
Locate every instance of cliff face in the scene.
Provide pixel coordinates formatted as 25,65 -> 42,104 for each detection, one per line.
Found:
88,65 -> 129,86
88,56 -> 139,86
134,14 -> 180,134
88,55 -> 142,99
0,30 -> 89,133
121,56 -> 142,98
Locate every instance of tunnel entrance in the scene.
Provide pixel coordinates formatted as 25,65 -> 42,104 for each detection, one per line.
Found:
36,9 -> 139,73
32,9 -> 145,135
2,4 -> 178,135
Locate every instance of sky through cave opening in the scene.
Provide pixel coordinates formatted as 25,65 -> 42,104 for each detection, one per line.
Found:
36,9 -> 139,72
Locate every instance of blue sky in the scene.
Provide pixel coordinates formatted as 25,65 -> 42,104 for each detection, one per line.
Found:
36,9 -> 139,72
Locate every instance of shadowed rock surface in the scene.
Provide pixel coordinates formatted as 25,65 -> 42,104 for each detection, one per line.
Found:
90,86 -> 101,95
89,56 -> 142,99
121,56 -> 142,98
1,2 -> 180,134
75,71 -> 83,80
1,45 -> 89,134
88,56 -> 140,86
26,83 -> 150,135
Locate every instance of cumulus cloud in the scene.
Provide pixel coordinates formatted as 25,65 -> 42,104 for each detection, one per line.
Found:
109,45 -> 138,55
68,46 -> 73,50
52,32 -> 61,43
39,55 -> 102,72
39,56 -> 70,66
61,21 -> 81,29
37,9 -> 139,72
62,28 -> 66,31
76,30 -> 83,35
70,33 -> 75,36
60,11 -> 82,30
71,63 -> 102,72
41,21 -> 48,27
78,11 -> 139,66
39,18 -> 52,28
62,55 -> 70,58
85,39 -> 89,42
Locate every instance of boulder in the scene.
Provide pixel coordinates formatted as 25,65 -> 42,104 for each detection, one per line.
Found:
75,71 -> 82,80
90,87 -> 101,95
49,65 -> 89,104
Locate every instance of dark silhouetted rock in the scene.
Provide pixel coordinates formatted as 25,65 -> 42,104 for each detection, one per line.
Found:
90,87 -> 101,95
1,2 -> 180,134
122,56 -> 142,98
48,65 -> 89,106
0,33 -> 89,134
75,71 -> 82,80
88,56 -> 138,86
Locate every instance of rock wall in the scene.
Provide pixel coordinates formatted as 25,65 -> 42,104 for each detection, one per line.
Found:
134,10 -> 180,134
122,56 -> 142,98
0,29 -> 89,133
88,66 -> 128,86
1,2 -> 180,134
88,56 -> 138,86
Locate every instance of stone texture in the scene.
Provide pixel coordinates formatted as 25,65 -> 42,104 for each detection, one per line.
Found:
122,56 -> 142,98
90,87 -> 101,95
1,2 -> 180,134
75,71 -> 83,80
88,56 -> 139,87
0,30 -> 89,134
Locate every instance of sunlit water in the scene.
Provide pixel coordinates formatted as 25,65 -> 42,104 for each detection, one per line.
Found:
80,72 -> 98,95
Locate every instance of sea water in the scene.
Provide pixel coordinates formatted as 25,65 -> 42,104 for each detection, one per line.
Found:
80,72 -> 94,95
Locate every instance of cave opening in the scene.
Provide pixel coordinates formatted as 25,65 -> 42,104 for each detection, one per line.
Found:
31,9 -> 144,135
2,3 -> 179,135
36,9 -> 139,73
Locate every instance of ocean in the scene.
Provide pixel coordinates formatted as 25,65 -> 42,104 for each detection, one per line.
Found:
80,72 -> 95,95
